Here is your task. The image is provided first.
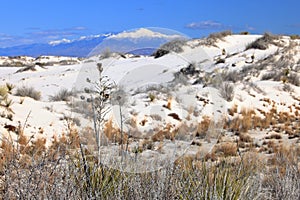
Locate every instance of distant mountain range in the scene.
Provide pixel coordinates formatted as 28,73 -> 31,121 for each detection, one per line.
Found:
0,34 -> 109,58
0,28 -> 186,58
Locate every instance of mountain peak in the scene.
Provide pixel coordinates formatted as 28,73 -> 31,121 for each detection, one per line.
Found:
110,28 -> 184,39
49,38 -> 72,46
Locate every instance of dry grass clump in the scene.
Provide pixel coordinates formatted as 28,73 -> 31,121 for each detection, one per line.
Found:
49,88 -> 76,101
15,86 -> 41,100
205,30 -> 232,46
261,71 -> 277,80
290,34 -> 300,40
240,31 -> 250,35
246,32 -> 280,50
213,142 -> 237,157
227,103 -> 300,135
228,104 -> 238,116
226,108 -> 256,133
239,132 -> 253,143
288,72 -> 300,86
159,39 -> 187,53
151,124 -> 175,142
196,116 -> 211,138
104,118 -> 128,144
174,122 -> 193,141
221,70 -> 240,83
152,39 -> 187,58
219,82 -> 235,101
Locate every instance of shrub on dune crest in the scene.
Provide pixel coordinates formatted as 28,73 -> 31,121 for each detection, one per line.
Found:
246,32 -> 280,50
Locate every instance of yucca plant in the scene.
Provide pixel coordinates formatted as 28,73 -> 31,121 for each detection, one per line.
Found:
5,83 -> 15,94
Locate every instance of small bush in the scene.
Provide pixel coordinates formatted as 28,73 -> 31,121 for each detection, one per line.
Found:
208,30 -> 232,40
215,58 -> 225,64
152,49 -> 169,58
283,83 -> 294,93
5,83 -> 15,94
214,142 -> 237,157
222,70 -> 240,83
49,88 -> 76,101
148,93 -> 156,102
152,39 -> 187,58
219,82 -> 235,101
204,30 -> 232,46
240,31 -> 250,35
246,32 -> 279,50
0,85 -> 8,98
15,86 -> 41,100
159,39 -> 187,53
288,72 -> 300,86
290,34 -> 300,40
261,71 -> 277,80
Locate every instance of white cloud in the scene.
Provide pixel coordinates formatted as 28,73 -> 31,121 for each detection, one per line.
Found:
186,20 -> 230,30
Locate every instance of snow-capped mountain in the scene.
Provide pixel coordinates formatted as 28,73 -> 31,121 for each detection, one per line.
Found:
0,34 -> 110,58
89,28 -> 186,56
0,28 -> 186,58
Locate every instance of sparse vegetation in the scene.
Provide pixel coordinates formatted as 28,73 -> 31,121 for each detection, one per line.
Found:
208,30 -> 232,40
49,88 -> 76,101
15,86 -> 41,100
203,30 -> 232,46
240,31 -> 250,35
246,32 -> 280,50
288,72 -> 300,86
152,39 -> 187,58
290,34 -> 300,40
222,70 -> 240,83
219,82 -> 235,101
148,93 -> 156,102
261,71 -> 277,80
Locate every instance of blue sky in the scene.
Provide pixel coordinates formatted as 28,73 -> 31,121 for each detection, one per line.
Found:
0,0 -> 299,47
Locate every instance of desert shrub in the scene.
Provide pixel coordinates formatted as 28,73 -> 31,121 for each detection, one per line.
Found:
208,30 -> 232,40
288,72 -> 300,86
152,49 -> 169,58
290,34 -> 300,40
215,57 -> 225,64
49,88 -> 76,101
70,100 -> 93,118
219,82 -> 235,101
5,83 -> 15,94
15,86 -> 41,100
203,30 -> 232,46
214,142 -> 237,157
159,39 -> 187,53
239,133 -> 253,143
172,72 -> 189,85
246,32 -> 279,50
261,71 -> 277,80
240,31 -> 250,35
283,83 -> 294,93
222,70 -> 240,83
148,93 -> 156,102
152,39 -> 187,58
0,85 -> 8,98
273,70 -> 285,82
